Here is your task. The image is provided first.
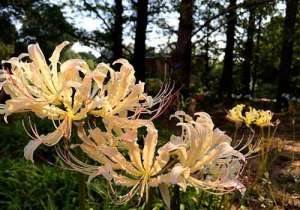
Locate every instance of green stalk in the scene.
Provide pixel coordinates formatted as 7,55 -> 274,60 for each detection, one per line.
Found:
264,126 -> 271,171
218,195 -> 225,209
260,127 -> 265,160
76,134 -> 86,210
292,118 -> 295,141
233,125 -> 239,144
171,186 -> 180,210
79,173 -> 86,210
198,190 -> 204,207
267,182 -> 277,207
144,188 -> 154,210
207,194 -> 214,209
255,127 -> 265,182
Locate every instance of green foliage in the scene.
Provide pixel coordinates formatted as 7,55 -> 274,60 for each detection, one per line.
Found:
0,158 -> 78,209
18,2 -> 76,57
0,41 -> 14,59
145,78 -> 163,95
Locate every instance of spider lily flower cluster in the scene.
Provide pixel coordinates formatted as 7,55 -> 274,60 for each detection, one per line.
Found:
0,41 -> 168,162
0,42 -> 255,207
226,104 -> 275,127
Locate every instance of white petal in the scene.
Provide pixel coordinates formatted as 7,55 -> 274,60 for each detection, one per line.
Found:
24,139 -> 43,162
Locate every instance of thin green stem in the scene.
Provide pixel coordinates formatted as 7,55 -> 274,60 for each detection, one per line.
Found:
208,194 -> 214,209
267,182 -> 277,207
198,190 -> 204,207
260,127 -> 265,159
144,188 -> 154,210
292,118 -> 295,141
79,173 -> 86,210
171,186 -> 180,210
76,134 -> 86,210
218,195 -> 225,209
233,125 -> 239,144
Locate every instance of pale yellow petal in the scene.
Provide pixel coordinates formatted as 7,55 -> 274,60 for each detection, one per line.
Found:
142,126 -> 158,171
24,139 -> 43,162
159,184 -> 171,209
49,41 -> 70,86
98,145 -> 141,176
28,43 -> 56,93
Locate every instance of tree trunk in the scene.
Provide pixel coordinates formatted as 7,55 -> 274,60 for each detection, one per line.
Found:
241,5 -> 256,96
133,0 -> 148,82
173,0 -> 194,97
251,13 -> 262,96
277,0 -> 299,107
112,0 -> 123,60
204,33 -> 210,89
219,0 -> 237,98
203,4 -> 211,89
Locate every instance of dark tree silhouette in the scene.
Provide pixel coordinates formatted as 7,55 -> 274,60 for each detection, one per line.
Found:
277,0 -> 299,107
112,0 -> 123,60
219,0 -> 237,98
173,0 -> 194,97
241,3 -> 256,96
133,0 -> 149,82
251,13 -> 262,96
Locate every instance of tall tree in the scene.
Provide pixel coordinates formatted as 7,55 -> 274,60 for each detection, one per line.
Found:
112,0 -> 123,60
19,3 -> 76,57
241,3 -> 256,96
251,13 -> 262,96
70,0 -> 125,61
277,0 -> 299,107
0,16 -> 16,59
173,0 -> 194,96
219,0 -> 237,98
133,0 -> 149,82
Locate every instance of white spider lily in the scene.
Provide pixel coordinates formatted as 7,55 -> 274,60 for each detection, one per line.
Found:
89,58 -> 173,121
167,111 -> 248,194
0,42 -> 173,162
0,42 -> 96,162
57,118 -> 181,205
57,112 -> 252,208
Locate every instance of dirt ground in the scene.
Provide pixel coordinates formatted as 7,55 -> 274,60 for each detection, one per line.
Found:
211,109 -> 300,209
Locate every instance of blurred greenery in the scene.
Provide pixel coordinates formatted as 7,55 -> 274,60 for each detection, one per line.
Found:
0,158 -> 78,209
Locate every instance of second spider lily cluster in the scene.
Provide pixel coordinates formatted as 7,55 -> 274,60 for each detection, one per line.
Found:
226,104 -> 281,183
0,42 -> 255,207
226,104 -> 276,128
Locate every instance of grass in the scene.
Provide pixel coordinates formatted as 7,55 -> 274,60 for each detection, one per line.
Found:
0,158 -> 78,210
0,110 -> 300,209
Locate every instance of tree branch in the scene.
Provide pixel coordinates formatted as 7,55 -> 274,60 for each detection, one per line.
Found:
82,0 -> 112,31
192,0 -> 277,37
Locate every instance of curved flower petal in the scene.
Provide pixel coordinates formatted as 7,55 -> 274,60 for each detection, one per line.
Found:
28,43 -> 56,94
24,139 -> 43,162
142,126 -> 158,171
171,111 -> 249,194
159,184 -> 171,209
49,41 -> 70,87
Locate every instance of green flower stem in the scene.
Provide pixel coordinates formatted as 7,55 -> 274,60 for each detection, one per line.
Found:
76,134 -> 86,210
233,125 -> 239,144
260,127 -> 265,159
218,195 -> 225,209
79,173 -> 86,210
208,194 -> 214,208
171,186 -> 180,210
197,190 -> 204,207
144,188 -> 154,210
